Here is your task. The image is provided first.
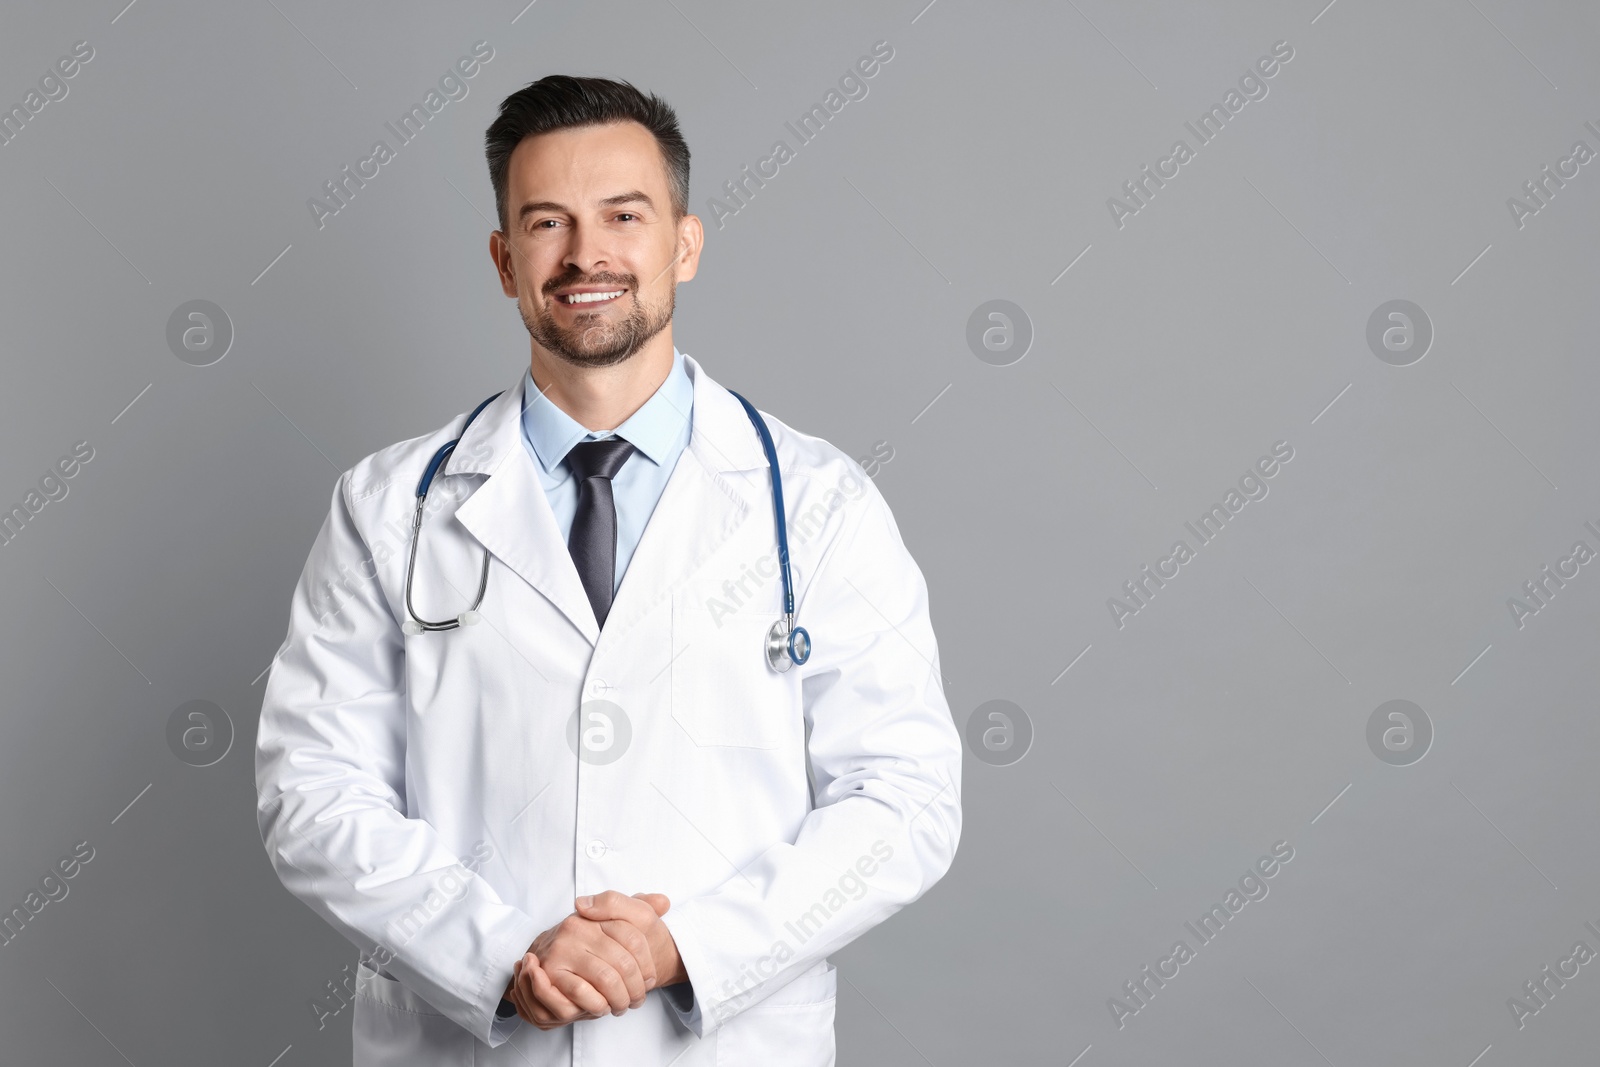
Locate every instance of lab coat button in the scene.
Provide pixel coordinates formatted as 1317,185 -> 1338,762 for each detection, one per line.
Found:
589,678 -> 610,696
585,839 -> 607,859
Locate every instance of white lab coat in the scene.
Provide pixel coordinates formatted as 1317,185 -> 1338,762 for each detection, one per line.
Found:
255,352 -> 962,1066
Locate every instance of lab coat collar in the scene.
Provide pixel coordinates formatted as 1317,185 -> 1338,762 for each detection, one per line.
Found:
450,350 -> 766,478
448,350 -> 768,645
520,347 -> 693,476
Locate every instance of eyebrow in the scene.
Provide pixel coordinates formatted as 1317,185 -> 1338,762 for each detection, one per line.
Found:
516,191 -> 656,224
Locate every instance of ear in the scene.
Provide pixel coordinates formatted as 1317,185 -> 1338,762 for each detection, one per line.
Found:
489,229 -> 523,298
673,213 -> 704,285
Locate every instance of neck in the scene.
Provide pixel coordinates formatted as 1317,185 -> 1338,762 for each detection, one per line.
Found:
528,334 -> 675,431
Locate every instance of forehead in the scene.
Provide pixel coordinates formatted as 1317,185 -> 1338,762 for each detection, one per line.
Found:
506,120 -> 670,203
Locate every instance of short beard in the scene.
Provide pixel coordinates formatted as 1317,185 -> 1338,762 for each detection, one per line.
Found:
520,276 -> 675,370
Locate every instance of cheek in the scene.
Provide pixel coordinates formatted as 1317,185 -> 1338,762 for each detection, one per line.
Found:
511,240 -> 560,286
524,268 -> 560,302
632,263 -> 676,303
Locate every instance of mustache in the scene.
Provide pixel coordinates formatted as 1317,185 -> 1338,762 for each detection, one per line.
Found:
543,272 -> 634,294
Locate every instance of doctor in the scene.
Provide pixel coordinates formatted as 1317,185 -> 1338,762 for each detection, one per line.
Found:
256,73 -> 961,1066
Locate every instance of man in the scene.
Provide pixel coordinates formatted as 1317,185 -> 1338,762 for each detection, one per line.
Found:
256,74 -> 961,1066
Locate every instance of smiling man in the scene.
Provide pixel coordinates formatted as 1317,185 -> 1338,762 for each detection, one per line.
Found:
256,74 -> 962,1067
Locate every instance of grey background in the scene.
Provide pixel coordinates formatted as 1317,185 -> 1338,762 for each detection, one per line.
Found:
2,0 -> 1596,1063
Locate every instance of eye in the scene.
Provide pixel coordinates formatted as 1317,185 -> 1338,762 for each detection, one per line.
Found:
615,213 -> 639,222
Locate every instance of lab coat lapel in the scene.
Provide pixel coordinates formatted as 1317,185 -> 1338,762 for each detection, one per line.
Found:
599,447 -> 743,642
451,384 -> 602,646
597,353 -> 770,641
447,354 -> 769,648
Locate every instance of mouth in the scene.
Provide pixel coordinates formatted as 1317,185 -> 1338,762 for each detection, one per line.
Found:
554,288 -> 627,308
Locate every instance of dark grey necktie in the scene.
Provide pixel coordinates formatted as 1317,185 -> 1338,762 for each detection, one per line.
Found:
564,437 -> 636,628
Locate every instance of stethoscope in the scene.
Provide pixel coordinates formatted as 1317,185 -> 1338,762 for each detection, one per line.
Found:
400,388 -> 812,673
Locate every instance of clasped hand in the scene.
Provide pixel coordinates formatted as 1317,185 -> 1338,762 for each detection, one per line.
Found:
504,890 -> 684,1031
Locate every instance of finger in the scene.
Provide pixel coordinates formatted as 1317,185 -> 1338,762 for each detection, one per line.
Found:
575,888 -> 656,926
518,955 -> 579,1025
599,929 -> 650,1009
528,966 -> 592,1030
577,893 -> 661,997
582,940 -> 643,1017
530,963 -> 599,1027
513,983 -> 554,1029
551,962 -> 620,1018
512,957 -> 556,1026
633,892 -> 671,917
547,915 -> 637,1013
595,921 -> 656,985
596,917 -> 657,991
505,957 -> 521,999
511,967 -> 539,1025
607,926 -> 655,997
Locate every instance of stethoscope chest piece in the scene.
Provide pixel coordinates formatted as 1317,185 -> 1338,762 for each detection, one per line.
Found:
766,618 -> 811,673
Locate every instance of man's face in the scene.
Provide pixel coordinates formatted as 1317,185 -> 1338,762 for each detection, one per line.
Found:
493,121 -> 700,369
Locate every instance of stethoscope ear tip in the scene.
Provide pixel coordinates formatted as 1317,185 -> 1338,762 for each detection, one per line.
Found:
458,610 -> 481,627
402,620 -> 424,637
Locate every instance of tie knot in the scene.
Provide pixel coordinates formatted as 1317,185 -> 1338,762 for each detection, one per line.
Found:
565,437 -> 636,481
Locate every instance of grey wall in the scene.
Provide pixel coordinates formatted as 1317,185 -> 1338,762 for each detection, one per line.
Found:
2,0 -> 1598,1063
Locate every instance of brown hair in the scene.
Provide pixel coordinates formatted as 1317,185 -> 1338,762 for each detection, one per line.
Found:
484,74 -> 690,232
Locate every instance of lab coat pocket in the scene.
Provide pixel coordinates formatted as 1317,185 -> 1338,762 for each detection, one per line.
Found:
672,578 -> 794,749
352,963 -> 473,1067
716,961 -> 837,1067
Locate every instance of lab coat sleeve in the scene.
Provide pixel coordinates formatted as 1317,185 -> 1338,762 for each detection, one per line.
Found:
662,976 -> 703,1032
255,471 -> 543,1047
657,471 -> 963,1036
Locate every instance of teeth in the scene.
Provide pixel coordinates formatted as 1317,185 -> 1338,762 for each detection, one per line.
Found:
561,290 -> 624,304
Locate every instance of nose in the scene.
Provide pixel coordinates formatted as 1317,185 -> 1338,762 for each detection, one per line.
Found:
561,220 -> 611,278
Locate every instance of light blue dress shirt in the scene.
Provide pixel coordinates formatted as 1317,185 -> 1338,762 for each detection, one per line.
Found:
519,347 -> 695,597
518,346 -> 704,1027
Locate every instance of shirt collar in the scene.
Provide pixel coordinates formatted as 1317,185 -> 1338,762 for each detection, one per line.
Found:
520,346 -> 693,476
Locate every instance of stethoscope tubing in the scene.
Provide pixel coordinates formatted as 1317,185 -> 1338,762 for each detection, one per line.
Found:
401,386 -> 810,669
